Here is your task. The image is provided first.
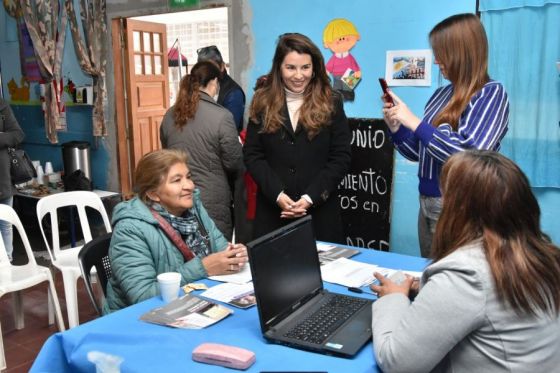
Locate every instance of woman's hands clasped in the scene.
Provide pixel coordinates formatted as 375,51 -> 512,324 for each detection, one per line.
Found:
381,90 -> 422,133
277,192 -> 310,219
202,243 -> 248,276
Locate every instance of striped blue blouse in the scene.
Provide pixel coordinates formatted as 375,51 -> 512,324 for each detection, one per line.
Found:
390,80 -> 509,197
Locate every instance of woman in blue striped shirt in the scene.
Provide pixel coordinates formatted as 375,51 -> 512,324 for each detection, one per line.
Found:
382,13 -> 509,257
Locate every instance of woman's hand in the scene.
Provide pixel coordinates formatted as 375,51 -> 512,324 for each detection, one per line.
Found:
202,243 -> 248,276
382,91 -> 422,132
278,193 -> 308,219
369,272 -> 414,298
382,99 -> 401,133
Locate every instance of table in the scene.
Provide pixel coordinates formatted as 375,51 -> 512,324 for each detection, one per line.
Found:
30,247 -> 428,373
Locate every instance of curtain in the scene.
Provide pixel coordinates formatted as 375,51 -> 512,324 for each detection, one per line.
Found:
19,0 -> 67,143
65,0 -> 108,137
480,1 -> 560,187
3,1 -> 42,82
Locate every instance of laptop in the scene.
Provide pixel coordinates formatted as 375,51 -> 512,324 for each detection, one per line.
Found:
247,215 -> 372,357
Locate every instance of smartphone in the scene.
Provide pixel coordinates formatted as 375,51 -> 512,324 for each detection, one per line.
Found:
378,78 -> 395,106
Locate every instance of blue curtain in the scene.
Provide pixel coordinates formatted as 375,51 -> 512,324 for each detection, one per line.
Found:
480,1 -> 560,187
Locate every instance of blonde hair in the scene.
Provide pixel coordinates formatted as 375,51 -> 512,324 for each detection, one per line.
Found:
323,19 -> 360,44
429,13 -> 489,130
134,149 -> 188,204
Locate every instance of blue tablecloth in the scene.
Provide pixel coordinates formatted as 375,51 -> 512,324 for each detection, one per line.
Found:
31,247 -> 428,373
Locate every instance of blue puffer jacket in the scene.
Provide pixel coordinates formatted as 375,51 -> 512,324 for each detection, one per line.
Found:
104,190 -> 228,313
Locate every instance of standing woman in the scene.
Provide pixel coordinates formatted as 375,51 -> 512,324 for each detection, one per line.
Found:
161,61 -> 243,241
0,98 -> 24,262
382,13 -> 509,257
244,33 -> 351,244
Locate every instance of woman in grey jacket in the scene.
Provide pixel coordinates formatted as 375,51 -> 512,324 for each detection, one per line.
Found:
105,150 -> 247,313
160,61 -> 243,241
0,98 -> 24,261
370,150 -> 560,372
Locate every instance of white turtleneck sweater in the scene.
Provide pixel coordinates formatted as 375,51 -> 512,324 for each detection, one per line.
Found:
278,88 -> 312,205
285,88 -> 304,131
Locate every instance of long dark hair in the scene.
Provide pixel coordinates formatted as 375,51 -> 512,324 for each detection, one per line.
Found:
249,33 -> 334,139
173,61 -> 221,128
433,150 -> 560,316
430,13 -> 489,130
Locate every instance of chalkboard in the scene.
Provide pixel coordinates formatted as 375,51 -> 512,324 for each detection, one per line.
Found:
338,118 -> 394,251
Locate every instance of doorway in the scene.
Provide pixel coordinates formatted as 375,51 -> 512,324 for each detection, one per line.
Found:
112,7 -> 230,195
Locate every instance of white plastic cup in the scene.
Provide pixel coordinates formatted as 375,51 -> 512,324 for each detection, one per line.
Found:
36,165 -> 45,185
157,272 -> 181,303
44,162 -> 54,174
32,160 -> 40,169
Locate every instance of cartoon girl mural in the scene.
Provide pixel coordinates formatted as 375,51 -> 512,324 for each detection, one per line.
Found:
323,18 -> 361,101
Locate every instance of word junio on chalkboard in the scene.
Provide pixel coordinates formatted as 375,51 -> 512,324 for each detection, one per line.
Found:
338,118 -> 394,251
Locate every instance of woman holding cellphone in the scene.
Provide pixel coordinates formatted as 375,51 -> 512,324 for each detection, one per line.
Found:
382,13 -> 509,257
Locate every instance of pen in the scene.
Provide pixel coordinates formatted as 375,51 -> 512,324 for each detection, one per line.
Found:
347,287 -> 377,296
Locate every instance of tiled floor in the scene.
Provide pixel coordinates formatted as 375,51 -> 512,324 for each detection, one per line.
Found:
1,231 -> 99,372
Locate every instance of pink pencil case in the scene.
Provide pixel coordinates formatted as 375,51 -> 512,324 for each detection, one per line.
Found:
192,343 -> 256,370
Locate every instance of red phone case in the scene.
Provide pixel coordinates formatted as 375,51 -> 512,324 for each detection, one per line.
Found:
378,78 -> 394,106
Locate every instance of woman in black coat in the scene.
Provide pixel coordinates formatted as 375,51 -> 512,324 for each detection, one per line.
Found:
0,98 -> 25,261
243,33 -> 351,244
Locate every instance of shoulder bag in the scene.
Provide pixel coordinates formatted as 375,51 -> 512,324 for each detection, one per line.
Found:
8,147 -> 36,184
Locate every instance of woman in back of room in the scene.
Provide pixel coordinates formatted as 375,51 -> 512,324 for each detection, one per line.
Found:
382,13 -> 509,257
161,61 -> 243,241
370,150 -> 560,372
244,33 -> 351,244
0,98 -> 24,262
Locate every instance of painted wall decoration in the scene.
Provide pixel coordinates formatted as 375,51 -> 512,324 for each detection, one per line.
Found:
385,49 -> 432,86
323,18 -> 361,101
8,77 -> 30,102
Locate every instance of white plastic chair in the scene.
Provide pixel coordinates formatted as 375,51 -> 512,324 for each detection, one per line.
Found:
36,191 -> 112,328
0,205 -> 65,371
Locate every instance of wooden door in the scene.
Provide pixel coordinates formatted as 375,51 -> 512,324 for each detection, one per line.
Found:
113,19 -> 169,195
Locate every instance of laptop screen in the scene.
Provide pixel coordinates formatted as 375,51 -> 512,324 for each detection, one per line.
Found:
248,216 -> 323,331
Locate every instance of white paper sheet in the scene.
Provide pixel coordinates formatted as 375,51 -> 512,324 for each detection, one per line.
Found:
208,263 -> 252,284
320,257 -> 379,288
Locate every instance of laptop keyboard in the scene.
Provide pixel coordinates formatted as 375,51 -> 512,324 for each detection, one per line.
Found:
284,295 -> 369,345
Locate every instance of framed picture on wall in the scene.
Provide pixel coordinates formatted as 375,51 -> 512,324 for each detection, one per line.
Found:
385,49 -> 432,86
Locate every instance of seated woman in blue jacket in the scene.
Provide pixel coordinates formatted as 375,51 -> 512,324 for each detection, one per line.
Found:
105,149 -> 247,312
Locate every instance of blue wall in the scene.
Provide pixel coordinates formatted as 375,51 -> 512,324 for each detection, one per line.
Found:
248,0 -> 560,255
1,0 -> 558,254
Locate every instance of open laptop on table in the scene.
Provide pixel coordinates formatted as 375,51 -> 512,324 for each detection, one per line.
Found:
247,215 -> 372,357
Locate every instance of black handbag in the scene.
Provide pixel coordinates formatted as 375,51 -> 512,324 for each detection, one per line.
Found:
8,147 -> 36,184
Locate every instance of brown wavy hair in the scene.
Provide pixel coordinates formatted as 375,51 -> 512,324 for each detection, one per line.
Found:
134,149 -> 188,204
249,33 -> 334,139
430,13 -> 490,130
433,150 -> 560,316
173,61 -> 221,128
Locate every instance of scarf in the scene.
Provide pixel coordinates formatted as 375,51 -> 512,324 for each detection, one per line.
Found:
151,203 -> 210,258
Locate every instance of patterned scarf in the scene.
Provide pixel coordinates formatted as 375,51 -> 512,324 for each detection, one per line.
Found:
151,203 -> 210,258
